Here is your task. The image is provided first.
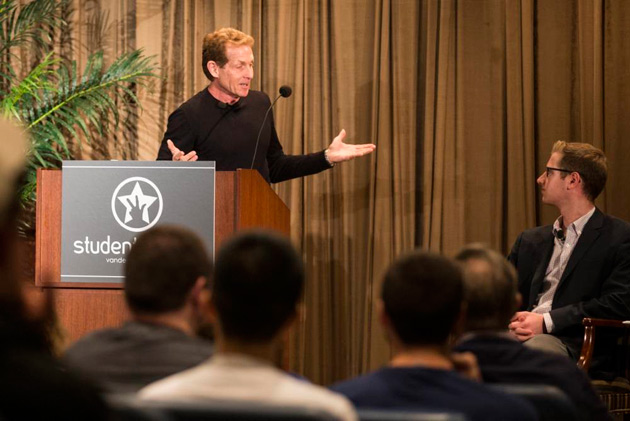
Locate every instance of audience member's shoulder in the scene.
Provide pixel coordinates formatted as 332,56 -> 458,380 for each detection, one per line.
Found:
332,368 -> 536,421
330,370 -> 389,400
140,362 -> 356,421
474,382 -> 538,421
0,349 -> 108,420
63,325 -> 130,366
276,373 -> 357,421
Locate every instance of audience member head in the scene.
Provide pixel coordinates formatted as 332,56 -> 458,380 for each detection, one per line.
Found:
212,230 -> 304,344
202,27 -> 254,81
124,225 -> 212,322
455,244 -> 519,332
550,141 -> 607,202
0,118 -> 54,351
380,251 -> 464,348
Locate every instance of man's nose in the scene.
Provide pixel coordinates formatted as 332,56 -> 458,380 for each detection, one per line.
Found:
536,173 -> 545,185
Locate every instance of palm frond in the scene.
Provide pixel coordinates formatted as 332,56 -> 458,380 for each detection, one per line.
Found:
18,49 -> 158,202
0,51 -> 58,117
0,0 -> 65,55
0,0 -> 159,232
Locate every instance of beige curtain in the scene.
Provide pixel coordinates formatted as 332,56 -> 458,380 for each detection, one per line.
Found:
421,0 -> 537,255
422,0 -> 630,258
44,0 -> 630,384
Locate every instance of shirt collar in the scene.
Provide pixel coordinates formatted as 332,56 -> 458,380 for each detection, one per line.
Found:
553,206 -> 596,237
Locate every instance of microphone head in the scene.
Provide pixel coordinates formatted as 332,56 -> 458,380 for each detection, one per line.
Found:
217,101 -> 228,109
279,85 -> 292,98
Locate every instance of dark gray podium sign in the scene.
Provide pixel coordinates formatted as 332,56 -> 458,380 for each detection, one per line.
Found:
60,161 -> 215,283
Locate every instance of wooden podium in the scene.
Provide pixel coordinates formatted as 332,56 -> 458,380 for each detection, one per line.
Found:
35,168 -> 290,343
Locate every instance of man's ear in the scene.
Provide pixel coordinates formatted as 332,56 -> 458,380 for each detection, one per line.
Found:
567,171 -> 582,190
190,276 -> 212,314
190,276 -> 207,301
207,61 -> 220,79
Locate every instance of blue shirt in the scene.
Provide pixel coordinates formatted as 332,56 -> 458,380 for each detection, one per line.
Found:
330,366 -> 537,421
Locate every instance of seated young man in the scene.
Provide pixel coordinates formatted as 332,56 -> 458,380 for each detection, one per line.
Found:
454,244 -> 609,421
330,251 -> 537,421
140,231 -> 356,421
64,225 -> 214,393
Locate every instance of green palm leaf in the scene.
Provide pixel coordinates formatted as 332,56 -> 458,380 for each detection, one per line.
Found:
18,49 -> 158,201
0,0 -> 159,234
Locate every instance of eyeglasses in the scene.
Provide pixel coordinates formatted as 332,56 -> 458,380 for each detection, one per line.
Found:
545,167 -> 575,177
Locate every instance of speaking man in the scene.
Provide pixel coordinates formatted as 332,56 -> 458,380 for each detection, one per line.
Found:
157,27 -> 375,183
508,141 -> 630,367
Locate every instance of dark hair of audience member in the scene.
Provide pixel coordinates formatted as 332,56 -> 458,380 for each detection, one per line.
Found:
213,230 -> 304,343
455,244 -> 518,331
124,225 -> 212,314
0,172 -> 52,353
382,251 -> 464,346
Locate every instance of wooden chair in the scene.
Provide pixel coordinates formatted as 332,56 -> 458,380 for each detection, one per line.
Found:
578,318 -> 630,418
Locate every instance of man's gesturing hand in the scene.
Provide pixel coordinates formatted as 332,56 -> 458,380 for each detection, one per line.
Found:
508,311 -> 544,341
167,139 -> 198,162
325,129 -> 376,164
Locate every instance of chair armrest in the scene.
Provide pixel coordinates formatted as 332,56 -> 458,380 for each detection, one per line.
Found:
578,318 -> 630,372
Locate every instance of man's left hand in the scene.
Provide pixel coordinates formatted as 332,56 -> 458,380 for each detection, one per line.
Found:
326,129 -> 376,163
508,311 -> 544,341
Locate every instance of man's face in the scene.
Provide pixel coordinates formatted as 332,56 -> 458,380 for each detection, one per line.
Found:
537,152 -> 568,205
210,44 -> 254,100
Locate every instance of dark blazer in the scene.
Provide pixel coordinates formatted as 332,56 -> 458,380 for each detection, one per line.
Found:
455,333 -> 610,421
508,208 -> 630,359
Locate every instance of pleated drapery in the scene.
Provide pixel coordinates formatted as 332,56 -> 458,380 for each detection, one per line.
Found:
24,0 -> 630,385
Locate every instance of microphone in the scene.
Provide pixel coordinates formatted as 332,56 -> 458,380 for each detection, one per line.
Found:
250,86 -> 293,170
279,85 -> 292,98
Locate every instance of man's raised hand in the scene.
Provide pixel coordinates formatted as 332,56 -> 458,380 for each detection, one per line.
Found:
167,139 -> 198,162
325,129 -> 376,164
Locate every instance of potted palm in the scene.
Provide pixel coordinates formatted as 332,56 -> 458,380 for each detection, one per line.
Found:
0,0 -> 158,233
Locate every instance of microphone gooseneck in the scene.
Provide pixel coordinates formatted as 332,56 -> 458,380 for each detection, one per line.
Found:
250,86 -> 293,170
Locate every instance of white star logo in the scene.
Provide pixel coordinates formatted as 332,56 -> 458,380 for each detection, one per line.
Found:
111,177 -> 164,233
117,182 -> 157,224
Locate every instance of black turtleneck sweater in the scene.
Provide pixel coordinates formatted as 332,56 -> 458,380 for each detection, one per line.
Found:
157,88 -> 331,183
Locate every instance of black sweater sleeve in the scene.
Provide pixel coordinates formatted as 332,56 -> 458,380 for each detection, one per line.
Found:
157,108 -> 197,160
266,109 -> 331,183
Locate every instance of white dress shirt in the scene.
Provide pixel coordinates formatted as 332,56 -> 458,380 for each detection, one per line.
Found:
532,207 -> 596,332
